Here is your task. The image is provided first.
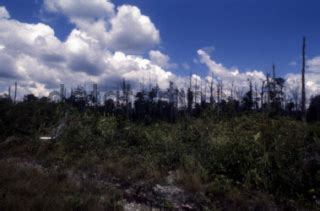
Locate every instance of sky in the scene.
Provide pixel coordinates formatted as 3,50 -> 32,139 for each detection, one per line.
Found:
0,0 -> 320,99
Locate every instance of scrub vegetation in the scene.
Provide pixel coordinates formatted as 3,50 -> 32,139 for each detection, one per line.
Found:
0,98 -> 319,210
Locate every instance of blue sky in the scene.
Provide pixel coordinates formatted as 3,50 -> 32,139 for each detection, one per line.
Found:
0,0 -> 320,97
117,0 -> 320,75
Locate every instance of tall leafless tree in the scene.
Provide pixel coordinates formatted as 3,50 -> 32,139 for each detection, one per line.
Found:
301,36 -> 306,120
260,80 -> 265,109
187,74 -> 194,113
8,85 -> 11,99
209,74 -> 214,105
289,79 -> 300,111
14,82 -> 17,104
254,83 -> 259,110
266,72 -> 272,110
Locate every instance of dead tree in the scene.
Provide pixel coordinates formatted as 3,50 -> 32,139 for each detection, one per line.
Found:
8,85 -> 11,99
204,80 -> 207,104
187,74 -> 194,113
220,81 -> 223,102
14,82 -> 17,104
217,81 -> 221,105
301,36 -> 306,120
217,80 -> 223,116
194,77 -> 198,104
209,75 -> 214,105
116,83 -> 120,107
272,64 -> 276,79
200,80 -> 207,106
231,80 -> 235,99
272,64 -> 276,92
254,83 -> 259,110
260,80 -> 265,109
266,72 -> 271,110
290,80 -> 300,111
122,79 -> 131,107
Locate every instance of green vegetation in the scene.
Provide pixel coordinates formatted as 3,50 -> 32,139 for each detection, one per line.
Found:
0,99 -> 319,210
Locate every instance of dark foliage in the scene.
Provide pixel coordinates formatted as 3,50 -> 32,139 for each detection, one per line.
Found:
0,98 -> 319,209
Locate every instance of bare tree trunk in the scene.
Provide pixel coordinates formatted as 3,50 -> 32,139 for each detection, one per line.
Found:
266,73 -> 270,111
116,83 -> 120,107
231,80 -> 234,99
301,37 -> 306,120
187,73 -> 194,113
194,78 -> 198,104
217,81 -> 221,116
272,64 -> 276,79
260,81 -> 265,109
8,85 -> 11,99
14,82 -> 17,104
220,81 -> 223,102
272,64 -> 276,98
210,74 -> 214,105
255,83 -> 259,110
204,80 -> 207,103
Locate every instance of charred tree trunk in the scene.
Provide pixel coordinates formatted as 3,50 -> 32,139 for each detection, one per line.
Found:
187,74 -> 193,114
8,85 -> 11,99
266,73 -> 270,111
301,37 -> 306,120
255,83 -> 259,110
14,82 -> 17,104
210,76 -> 214,105
272,64 -> 276,79
260,81 -> 265,109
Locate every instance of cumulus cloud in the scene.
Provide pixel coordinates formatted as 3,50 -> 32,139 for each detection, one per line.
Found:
0,51 -> 19,79
197,49 -> 265,88
110,52 -> 174,88
0,5 -> 173,98
106,5 -> 160,53
44,0 -> 114,23
149,50 -> 177,69
0,17 -> 63,83
0,6 -> 10,19
43,0 -> 159,54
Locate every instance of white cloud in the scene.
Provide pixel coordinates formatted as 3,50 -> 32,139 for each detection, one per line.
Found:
43,1 -> 159,54
0,6 -> 10,19
307,56 -> 320,73
149,50 -> 177,69
106,5 -> 160,53
0,5 -> 173,97
44,0 -> 114,23
197,49 -> 265,89
201,45 -> 215,53
114,52 -> 174,89
285,57 -> 320,100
